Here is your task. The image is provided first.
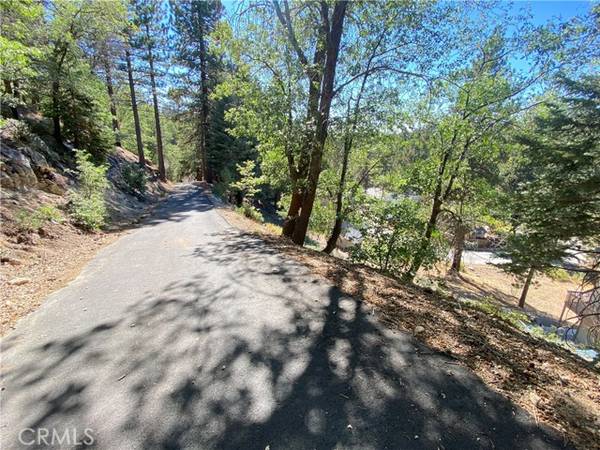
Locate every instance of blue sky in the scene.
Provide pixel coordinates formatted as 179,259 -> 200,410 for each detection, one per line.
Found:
513,1 -> 592,23
221,0 -> 594,22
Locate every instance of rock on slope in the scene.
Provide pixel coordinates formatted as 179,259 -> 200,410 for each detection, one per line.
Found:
0,116 -> 170,334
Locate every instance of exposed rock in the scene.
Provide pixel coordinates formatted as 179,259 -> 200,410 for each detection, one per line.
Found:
0,256 -> 23,266
1,119 -> 71,195
36,167 -> 68,195
0,145 -> 38,190
16,232 -> 40,245
414,325 -> 426,335
8,277 -> 31,286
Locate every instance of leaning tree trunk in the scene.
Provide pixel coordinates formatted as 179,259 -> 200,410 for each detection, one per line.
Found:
282,188 -> 303,238
324,138 -> 350,254
404,196 -> 442,281
323,25 -> 380,254
450,221 -> 468,272
291,1 -> 348,246
274,0 -> 327,240
146,35 -> 166,181
104,58 -> 121,146
282,45 -> 325,239
518,267 -> 535,308
125,49 -> 145,166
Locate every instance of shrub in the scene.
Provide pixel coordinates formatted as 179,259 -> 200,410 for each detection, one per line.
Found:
70,150 -> 108,230
122,163 -> 147,194
351,199 -> 445,274
464,297 -> 530,328
236,204 -> 263,222
15,205 -> 63,231
15,209 -> 44,232
231,160 -> 263,203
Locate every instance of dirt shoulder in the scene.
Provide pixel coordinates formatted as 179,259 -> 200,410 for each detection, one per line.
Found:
218,207 -> 600,450
1,220 -> 122,335
1,186 -> 169,336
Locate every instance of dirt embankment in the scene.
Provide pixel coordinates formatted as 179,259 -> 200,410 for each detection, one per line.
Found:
218,207 -> 600,450
1,118 -> 171,335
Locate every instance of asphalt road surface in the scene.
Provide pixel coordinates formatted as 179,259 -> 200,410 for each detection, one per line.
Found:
0,186 -> 570,449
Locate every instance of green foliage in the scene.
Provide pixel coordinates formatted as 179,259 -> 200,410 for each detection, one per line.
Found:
121,163 -> 147,194
70,150 -> 108,230
0,0 -> 43,106
231,160 -> 263,203
15,205 -> 63,232
463,297 -> 530,329
547,268 -> 579,283
236,204 -> 263,222
48,68 -> 114,157
38,0 -> 126,153
500,75 -> 600,278
351,199 -> 445,274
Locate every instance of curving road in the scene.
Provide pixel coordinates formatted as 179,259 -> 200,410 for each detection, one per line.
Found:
0,186 -> 570,449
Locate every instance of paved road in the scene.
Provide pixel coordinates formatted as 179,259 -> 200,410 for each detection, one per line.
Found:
1,186 -> 570,449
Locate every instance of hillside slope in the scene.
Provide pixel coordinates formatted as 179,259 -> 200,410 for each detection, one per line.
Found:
0,117 -> 170,334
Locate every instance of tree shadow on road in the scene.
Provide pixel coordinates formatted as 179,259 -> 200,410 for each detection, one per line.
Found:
1,232 -> 571,449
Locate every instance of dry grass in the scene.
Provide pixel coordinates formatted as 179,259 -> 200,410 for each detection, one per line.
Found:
436,264 -> 580,322
218,207 -> 600,450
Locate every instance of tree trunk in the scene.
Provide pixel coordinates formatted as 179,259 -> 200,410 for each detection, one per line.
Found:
450,221 -> 467,272
52,80 -> 62,144
518,267 -> 535,308
198,18 -> 210,182
291,1 -> 348,246
324,217 -> 343,254
404,196 -> 442,281
274,1 -> 326,239
282,188 -> 303,238
146,38 -> 166,181
324,138 -> 350,254
323,27 -> 379,254
104,58 -> 121,146
125,49 -> 145,166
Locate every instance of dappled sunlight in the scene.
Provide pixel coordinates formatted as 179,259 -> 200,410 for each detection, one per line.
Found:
2,228 -> 569,449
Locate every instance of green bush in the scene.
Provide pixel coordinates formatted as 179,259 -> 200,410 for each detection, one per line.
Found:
122,163 -> 147,194
15,209 -> 43,231
463,297 -> 529,328
70,150 -> 108,230
236,203 -> 263,222
15,205 -> 63,231
351,199 -> 445,274
231,160 -> 263,203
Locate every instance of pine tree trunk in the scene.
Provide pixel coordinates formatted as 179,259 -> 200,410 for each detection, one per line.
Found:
291,1 -> 348,246
518,267 -> 535,308
125,49 -> 145,166
146,39 -> 166,181
104,58 -> 121,146
52,80 -> 62,145
198,19 -> 210,182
